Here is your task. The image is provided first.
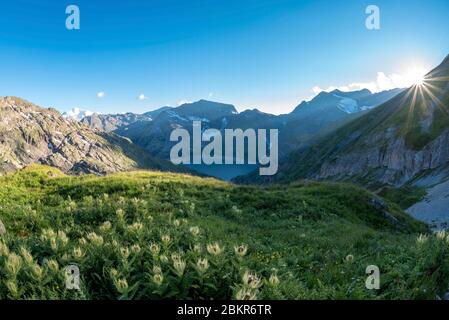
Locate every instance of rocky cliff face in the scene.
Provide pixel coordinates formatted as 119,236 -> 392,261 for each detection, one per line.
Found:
315,127 -> 449,186
0,96 -> 177,175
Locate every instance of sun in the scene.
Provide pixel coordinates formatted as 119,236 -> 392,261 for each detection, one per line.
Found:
404,66 -> 427,86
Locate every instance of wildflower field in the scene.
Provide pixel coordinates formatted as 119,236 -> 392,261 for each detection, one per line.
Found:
0,165 -> 448,300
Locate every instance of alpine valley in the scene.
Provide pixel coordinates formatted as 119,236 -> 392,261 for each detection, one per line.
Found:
1,56 -> 449,301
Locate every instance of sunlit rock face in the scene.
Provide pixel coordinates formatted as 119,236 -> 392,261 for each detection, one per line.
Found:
0,96 -> 177,175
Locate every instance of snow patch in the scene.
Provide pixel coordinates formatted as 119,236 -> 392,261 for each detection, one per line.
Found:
333,95 -> 359,114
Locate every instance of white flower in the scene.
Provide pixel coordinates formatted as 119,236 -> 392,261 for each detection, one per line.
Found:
131,244 -> 141,253
161,234 -> 171,245
73,247 -> 84,258
20,246 -> 33,265
173,259 -> 186,277
149,243 -> 160,255
100,221 -> 112,232
234,244 -> 248,257
87,232 -> 104,246
196,258 -> 209,273
268,274 -> 280,287
153,273 -> 163,286
416,234 -> 428,245
235,288 -> 257,300
207,242 -> 223,255
435,230 -> 446,240
153,265 -> 162,274
115,279 -> 128,294
189,226 -> 200,237
242,271 -> 262,289
6,253 -> 22,276
46,259 -> 59,273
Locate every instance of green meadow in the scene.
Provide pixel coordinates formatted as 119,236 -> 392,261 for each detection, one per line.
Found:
0,165 -> 448,300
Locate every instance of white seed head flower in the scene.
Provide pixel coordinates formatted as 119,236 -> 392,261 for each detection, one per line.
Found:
173,259 -> 186,277
32,264 -> 43,279
68,201 -> 77,211
196,258 -> 209,273
160,255 -> 169,263
6,280 -> 19,297
0,242 -> 10,256
235,288 -> 257,300
193,244 -> 202,253
149,243 -> 160,255
234,244 -> 248,257
87,232 -> 104,246
173,219 -> 181,227
50,238 -> 58,251
110,268 -> 119,279
79,237 -> 87,246
435,230 -> 446,240
100,221 -> 112,232
207,242 -> 223,256
115,278 -> 128,294
120,247 -> 130,258
171,253 -> 182,262
416,234 -> 429,245
116,209 -> 125,220
57,231 -> 69,246
41,228 -> 56,241
161,234 -> 171,245
6,253 -> 22,276
189,226 -> 200,237
345,254 -> 354,263
153,265 -> 162,274
19,246 -> 34,265
153,273 -> 164,286
242,271 -> 262,289
46,259 -> 59,273
73,247 -> 84,258
128,222 -> 144,233
268,274 -> 280,287
131,244 -> 141,253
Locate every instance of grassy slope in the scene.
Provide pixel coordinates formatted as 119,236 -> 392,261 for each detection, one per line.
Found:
0,165 -> 448,300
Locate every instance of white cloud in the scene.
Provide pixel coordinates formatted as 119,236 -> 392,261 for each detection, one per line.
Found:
138,94 -> 149,101
310,67 -> 428,98
96,91 -> 105,99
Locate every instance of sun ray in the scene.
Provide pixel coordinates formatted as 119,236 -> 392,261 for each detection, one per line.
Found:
404,85 -> 419,133
421,84 -> 449,116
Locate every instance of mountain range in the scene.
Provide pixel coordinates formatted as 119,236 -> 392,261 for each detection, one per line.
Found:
79,88 -> 402,178
0,96 -> 182,175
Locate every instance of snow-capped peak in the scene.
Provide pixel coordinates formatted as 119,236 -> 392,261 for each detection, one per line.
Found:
63,108 -> 95,121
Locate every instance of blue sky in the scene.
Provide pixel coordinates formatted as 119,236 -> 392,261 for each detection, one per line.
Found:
0,0 -> 448,115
